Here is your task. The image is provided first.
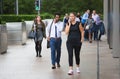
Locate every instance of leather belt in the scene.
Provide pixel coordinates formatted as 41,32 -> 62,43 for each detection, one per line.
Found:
51,37 -> 61,40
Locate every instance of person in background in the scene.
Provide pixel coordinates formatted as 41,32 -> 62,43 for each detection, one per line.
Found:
46,13 -> 64,69
97,14 -> 105,41
81,10 -> 90,40
76,12 -> 82,21
75,16 -> 80,22
92,10 -> 101,40
32,16 -> 46,57
98,21 -> 105,41
65,12 -> 84,75
84,14 -> 94,43
81,9 -> 90,26
63,13 -> 69,30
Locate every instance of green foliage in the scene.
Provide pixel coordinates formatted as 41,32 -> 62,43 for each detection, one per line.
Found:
2,0 -> 15,14
0,13 -> 54,23
41,0 -> 103,15
18,0 -> 35,14
1,0 -> 103,15
0,16 -> 2,24
40,13 -> 54,19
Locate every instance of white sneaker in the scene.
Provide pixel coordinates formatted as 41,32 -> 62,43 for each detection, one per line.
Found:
68,70 -> 73,75
76,67 -> 80,73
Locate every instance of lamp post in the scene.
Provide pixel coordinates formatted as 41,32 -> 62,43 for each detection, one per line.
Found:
16,0 -> 19,15
0,0 -> 3,14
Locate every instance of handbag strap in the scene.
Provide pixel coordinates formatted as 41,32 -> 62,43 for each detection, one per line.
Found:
49,19 -> 54,37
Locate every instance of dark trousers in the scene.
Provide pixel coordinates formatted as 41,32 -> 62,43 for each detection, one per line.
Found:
94,31 -> 98,40
66,41 -> 82,66
35,40 -> 42,56
84,30 -> 89,40
93,24 -> 99,40
50,38 -> 62,65
98,33 -> 102,40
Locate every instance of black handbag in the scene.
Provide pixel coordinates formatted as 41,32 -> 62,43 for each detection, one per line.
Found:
47,40 -> 50,48
47,20 -> 54,48
28,31 -> 35,39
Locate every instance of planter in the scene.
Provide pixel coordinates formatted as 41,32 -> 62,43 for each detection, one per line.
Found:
6,22 -> 27,45
0,25 -> 8,54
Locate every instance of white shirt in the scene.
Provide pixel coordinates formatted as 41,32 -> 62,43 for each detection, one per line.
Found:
92,14 -> 98,21
46,21 -> 63,38
92,14 -> 102,25
76,17 -> 80,22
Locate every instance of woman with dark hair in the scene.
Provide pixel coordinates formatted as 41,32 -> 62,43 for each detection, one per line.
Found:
65,12 -> 84,75
32,16 -> 46,57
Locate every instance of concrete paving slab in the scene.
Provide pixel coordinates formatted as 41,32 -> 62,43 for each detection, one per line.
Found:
0,33 -> 119,79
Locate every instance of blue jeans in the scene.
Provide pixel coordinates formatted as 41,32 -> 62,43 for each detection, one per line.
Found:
50,38 -> 62,65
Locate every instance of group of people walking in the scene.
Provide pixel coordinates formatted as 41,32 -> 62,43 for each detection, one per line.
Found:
30,10 -> 105,75
63,10 -> 105,43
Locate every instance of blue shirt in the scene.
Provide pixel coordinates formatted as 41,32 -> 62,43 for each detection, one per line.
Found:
82,13 -> 89,20
81,12 -> 89,23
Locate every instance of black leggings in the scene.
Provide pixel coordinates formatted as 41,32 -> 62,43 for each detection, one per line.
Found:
35,40 -> 42,56
67,41 -> 82,66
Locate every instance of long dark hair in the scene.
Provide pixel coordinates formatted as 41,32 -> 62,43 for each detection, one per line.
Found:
34,15 -> 46,37
34,16 -> 45,28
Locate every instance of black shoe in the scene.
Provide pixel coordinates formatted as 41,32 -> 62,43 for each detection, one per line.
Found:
89,41 -> 92,43
52,65 -> 56,69
39,55 -> 42,57
98,39 -> 102,41
57,64 -> 61,68
36,55 -> 38,57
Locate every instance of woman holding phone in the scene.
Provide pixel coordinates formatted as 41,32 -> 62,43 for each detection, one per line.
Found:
65,12 -> 84,75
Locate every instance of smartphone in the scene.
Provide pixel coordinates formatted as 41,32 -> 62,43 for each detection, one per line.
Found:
67,19 -> 71,25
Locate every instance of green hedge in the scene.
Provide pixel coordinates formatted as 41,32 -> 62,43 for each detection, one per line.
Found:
0,13 -> 54,24
0,16 -> 2,24
0,14 -> 103,24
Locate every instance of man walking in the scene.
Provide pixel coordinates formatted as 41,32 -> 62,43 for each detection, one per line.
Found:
46,13 -> 64,69
92,10 -> 101,40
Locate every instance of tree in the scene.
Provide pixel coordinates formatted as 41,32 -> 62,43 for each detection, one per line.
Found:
19,0 -> 35,14
2,0 -> 36,14
2,0 -> 15,14
41,0 -> 103,15
1,0 -> 103,15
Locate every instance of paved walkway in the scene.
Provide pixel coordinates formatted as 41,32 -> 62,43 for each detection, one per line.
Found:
0,33 -> 119,79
